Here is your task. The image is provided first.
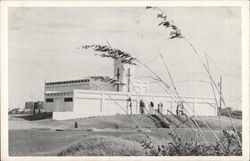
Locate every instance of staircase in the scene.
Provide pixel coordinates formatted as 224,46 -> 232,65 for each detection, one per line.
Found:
148,109 -> 196,128
150,114 -> 170,128
167,110 -> 193,128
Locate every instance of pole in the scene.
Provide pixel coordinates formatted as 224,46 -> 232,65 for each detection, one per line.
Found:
116,68 -> 120,91
219,76 -> 222,112
127,68 -> 131,92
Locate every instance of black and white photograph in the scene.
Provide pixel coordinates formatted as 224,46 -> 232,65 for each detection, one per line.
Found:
1,1 -> 249,160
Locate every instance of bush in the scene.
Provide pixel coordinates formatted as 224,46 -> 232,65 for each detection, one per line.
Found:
220,108 -> 242,119
141,129 -> 242,156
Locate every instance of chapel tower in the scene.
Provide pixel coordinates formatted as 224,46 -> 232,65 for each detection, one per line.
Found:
113,59 -> 135,92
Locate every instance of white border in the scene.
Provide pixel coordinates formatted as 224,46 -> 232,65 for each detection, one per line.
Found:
1,1 -> 249,161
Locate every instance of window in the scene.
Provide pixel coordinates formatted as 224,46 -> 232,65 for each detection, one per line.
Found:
64,97 -> 73,102
46,98 -> 53,102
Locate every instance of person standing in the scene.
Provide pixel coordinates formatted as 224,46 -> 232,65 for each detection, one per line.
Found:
127,97 -> 132,115
149,101 -> 154,114
139,100 -> 145,114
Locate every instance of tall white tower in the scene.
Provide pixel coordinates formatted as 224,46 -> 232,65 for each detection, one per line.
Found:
113,59 -> 135,92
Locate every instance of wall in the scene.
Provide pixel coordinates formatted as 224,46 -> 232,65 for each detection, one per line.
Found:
45,79 -> 91,92
44,91 -> 73,112
52,89 -> 217,120
25,102 -> 34,109
25,101 -> 44,112
130,80 -> 149,94
113,59 -> 137,92
90,79 -> 116,91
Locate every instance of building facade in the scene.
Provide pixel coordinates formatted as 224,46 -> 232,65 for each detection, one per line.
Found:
25,101 -> 44,113
44,59 -> 217,120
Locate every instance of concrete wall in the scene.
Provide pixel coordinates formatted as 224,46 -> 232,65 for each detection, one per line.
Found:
90,79 -> 116,91
130,80 -> 149,94
52,89 -> 217,120
25,102 -> 34,110
44,91 -> 73,112
25,101 -> 44,112
113,59 -> 137,92
45,79 -> 91,92
45,78 -> 118,93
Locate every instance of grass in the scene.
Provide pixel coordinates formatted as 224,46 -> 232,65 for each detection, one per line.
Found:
57,135 -> 145,156
12,113 -> 52,121
8,129 -> 157,156
8,114 -> 242,156
9,130 -> 88,156
9,114 -> 159,130
9,128 -> 222,156
9,114 -> 242,130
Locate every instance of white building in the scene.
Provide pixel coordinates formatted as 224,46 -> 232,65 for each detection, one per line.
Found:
44,59 -> 217,120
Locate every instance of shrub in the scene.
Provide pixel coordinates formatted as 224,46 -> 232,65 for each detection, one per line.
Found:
141,129 -> 242,156
220,108 -> 242,120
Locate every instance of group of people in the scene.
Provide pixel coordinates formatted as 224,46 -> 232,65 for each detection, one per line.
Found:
139,100 -> 164,114
139,99 -> 185,115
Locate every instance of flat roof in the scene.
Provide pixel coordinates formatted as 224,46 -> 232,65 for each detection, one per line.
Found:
45,79 -> 90,85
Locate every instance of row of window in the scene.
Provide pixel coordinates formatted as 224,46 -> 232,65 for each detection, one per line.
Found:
46,92 -> 73,97
46,97 -> 73,103
46,79 -> 89,85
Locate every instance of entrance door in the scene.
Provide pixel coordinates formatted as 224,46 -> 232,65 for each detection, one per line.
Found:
54,98 -> 63,112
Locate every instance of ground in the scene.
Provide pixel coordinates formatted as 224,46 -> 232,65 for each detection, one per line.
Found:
8,114 -> 242,156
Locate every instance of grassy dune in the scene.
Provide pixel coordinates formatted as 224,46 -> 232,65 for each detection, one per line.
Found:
9,129 -> 168,156
193,116 -> 242,130
57,135 -> 145,156
9,114 -> 241,156
9,128 -> 220,156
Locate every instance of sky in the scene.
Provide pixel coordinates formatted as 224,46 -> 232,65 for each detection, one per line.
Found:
8,7 -> 242,110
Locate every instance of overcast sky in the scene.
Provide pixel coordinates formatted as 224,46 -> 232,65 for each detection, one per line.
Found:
8,7 -> 241,110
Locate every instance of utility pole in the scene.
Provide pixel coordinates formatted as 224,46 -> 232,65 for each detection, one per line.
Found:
218,76 -> 224,134
127,68 -> 131,92
219,76 -> 222,113
116,68 -> 120,91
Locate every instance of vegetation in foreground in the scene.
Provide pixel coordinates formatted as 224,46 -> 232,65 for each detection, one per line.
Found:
57,135 -> 145,156
9,127 -> 241,156
9,129 -> 168,156
220,108 -> 242,120
57,130 -> 242,156
56,129 -> 242,156
141,130 -> 242,156
9,113 -> 242,156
